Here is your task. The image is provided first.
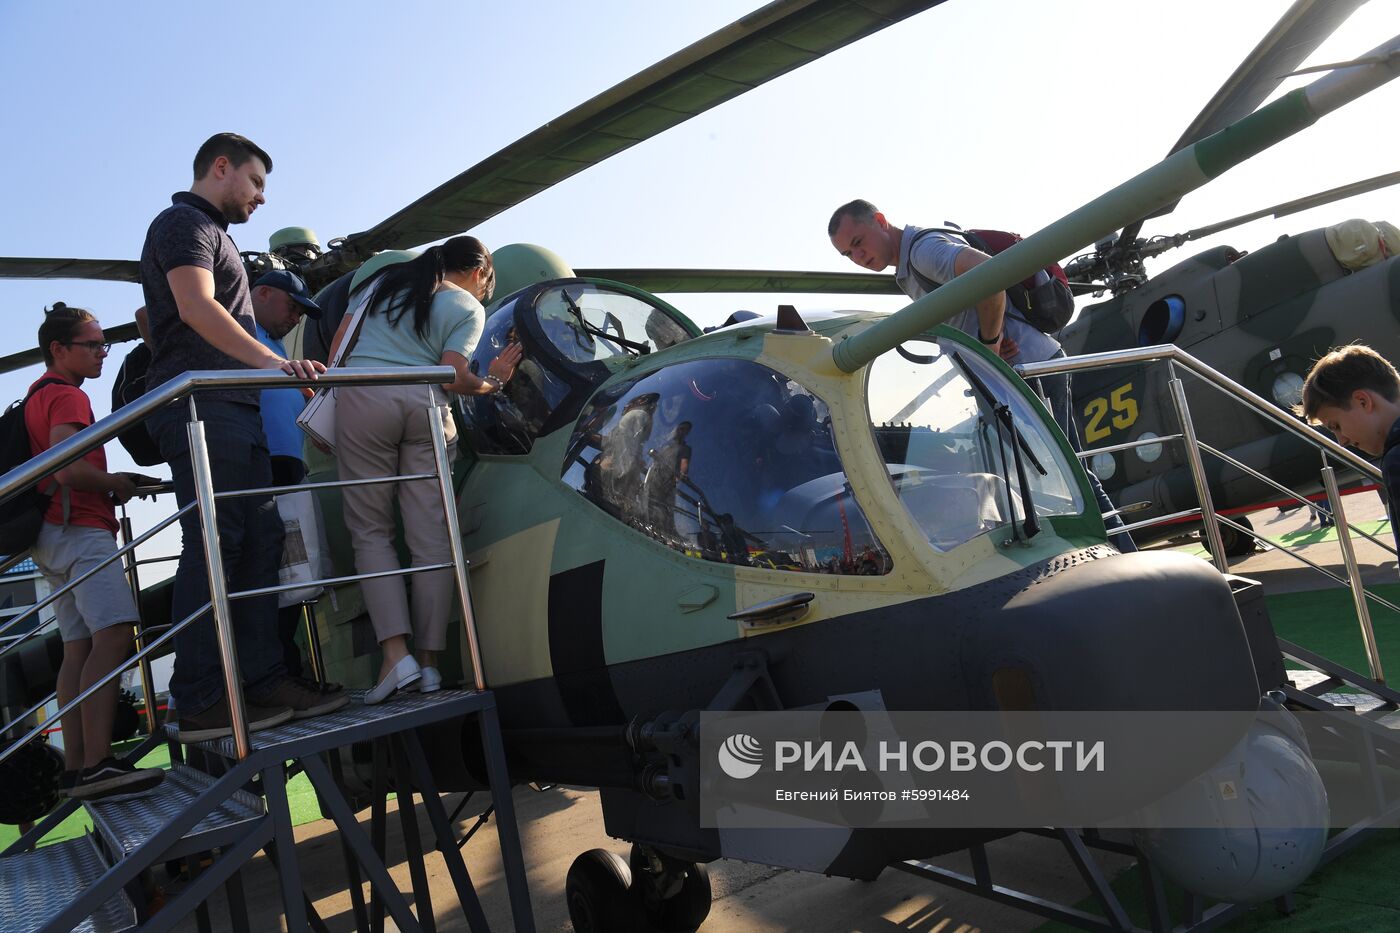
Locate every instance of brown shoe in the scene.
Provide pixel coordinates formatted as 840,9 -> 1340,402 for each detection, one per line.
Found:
177,697 -> 293,743
251,676 -> 349,720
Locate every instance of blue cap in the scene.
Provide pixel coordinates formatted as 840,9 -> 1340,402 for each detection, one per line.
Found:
253,269 -> 323,318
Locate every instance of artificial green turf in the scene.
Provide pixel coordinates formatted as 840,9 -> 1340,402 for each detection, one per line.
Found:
1267,582 -> 1400,675
1033,582 -> 1400,931
1035,832 -> 1400,932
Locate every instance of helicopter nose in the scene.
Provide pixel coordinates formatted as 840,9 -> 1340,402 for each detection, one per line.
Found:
965,550 -> 1260,714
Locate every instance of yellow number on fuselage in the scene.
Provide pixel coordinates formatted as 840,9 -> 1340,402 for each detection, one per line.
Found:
1083,382 -> 1138,443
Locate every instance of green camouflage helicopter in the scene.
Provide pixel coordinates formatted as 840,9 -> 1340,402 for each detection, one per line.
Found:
1058,190 -> 1400,555
2,0 -> 1398,928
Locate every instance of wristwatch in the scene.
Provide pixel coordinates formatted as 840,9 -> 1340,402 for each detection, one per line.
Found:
978,330 -> 1001,345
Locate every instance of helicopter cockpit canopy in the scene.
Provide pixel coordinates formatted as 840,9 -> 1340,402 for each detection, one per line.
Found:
461,279 -> 697,455
867,336 -> 1085,551
562,358 -> 892,576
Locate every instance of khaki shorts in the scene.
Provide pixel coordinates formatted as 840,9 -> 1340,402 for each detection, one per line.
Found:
32,523 -> 139,642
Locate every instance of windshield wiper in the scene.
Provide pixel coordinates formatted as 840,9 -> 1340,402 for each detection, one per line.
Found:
952,352 -> 1043,541
562,290 -> 649,356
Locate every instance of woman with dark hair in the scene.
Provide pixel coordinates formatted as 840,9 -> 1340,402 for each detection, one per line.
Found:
331,236 -> 521,703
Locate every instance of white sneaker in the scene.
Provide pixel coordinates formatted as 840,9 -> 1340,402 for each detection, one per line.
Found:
365,655 -> 421,705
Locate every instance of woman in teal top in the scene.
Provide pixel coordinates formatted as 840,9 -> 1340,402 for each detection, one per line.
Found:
331,236 -> 521,703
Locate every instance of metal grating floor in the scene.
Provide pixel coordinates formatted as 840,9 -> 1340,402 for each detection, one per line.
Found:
1288,668 -> 1400,725
168,688 -> 490,758
0,834 -> 135,933
85,763 -> 266,860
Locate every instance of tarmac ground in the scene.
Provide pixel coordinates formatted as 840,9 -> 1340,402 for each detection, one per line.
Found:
166,490 -> 1396,932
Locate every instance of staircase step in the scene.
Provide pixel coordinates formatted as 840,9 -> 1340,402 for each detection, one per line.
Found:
165,688 -> 491,759
84,764 -> 266,862
0,834 -> 136,933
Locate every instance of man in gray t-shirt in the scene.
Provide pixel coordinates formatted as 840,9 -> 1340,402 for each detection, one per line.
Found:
827,198 -> 1136,552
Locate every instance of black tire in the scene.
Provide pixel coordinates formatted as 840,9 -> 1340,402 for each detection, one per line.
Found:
567,848 -> 641,933
0,741 -> 64,824
629,845 -> 713,932
1207,515 -> 1255,559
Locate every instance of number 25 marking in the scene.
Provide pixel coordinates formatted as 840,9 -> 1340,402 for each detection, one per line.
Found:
1083,383 -> 1139,443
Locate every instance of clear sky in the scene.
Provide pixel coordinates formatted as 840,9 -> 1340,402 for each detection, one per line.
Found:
2,0 -> 1396,561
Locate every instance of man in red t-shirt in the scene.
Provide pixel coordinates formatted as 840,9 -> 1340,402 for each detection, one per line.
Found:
26,303 -> 163,801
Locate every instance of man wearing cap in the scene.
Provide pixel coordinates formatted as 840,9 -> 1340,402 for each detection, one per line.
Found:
251,270 -> 321,488
250,270 -> 327,678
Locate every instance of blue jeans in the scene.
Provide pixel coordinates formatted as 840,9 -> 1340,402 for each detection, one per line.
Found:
149,400 -> 286,715
1028,357 -> 1138,553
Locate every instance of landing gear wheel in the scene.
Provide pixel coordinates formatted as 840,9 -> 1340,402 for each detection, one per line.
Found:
566,848 -> 642,933
629,844 -> 713,932
1205,515 -> 1255,559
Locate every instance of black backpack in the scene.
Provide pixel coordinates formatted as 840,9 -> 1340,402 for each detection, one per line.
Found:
0,377 -> 67,555
909,225 -> 1076,334
110,343 -> 163,466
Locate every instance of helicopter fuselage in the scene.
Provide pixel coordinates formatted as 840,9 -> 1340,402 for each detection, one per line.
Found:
1060,225 -> 1400,544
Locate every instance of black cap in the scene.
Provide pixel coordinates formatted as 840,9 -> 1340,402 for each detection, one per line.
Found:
253,270 -> 323,319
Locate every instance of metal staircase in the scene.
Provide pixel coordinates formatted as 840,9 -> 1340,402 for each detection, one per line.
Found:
885,345 -> 1400,933
0,367 -> 536,932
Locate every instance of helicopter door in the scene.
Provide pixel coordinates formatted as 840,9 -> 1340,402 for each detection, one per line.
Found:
460,279 -> 697,455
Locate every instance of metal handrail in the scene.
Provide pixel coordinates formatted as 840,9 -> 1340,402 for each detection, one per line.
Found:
0,501 -> 193,646
0,599 -> 210,761
0,366 -> 454,504
1017,344 -> 1383,484
0,364 -> 475,767
1018,345 -> 1392,681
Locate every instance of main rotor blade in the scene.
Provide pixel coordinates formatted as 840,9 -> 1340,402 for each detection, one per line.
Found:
1181,169 -> 1400,242
343,0 -> 947,257
0,321 -> 142,376
1119,0 -> 1367,244
0,258 -> 140,283
576,268 -> 900,294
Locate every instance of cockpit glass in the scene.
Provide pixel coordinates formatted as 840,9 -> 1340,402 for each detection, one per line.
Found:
460,281 -> 695,456
866,338 -> 1083,550
537,283 -> 690,363
563,359 -> 891,575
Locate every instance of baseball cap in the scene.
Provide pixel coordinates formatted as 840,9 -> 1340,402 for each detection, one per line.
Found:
254,270 -> 323,318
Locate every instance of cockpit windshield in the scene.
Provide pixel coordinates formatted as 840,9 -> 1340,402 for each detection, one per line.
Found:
460,279 -> 695,455
866,337 -> 1084,550
537,283 -> 691,363
563,358 -> 891,575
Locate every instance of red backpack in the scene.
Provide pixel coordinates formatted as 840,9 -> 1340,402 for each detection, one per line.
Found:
910,224 -> 1076,334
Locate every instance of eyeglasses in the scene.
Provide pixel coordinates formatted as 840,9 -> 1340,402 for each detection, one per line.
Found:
66,340 -> 111,353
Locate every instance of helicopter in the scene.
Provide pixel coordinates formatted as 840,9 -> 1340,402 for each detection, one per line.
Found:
1,0 -> 1398,928
1056,178 -> 1400,556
